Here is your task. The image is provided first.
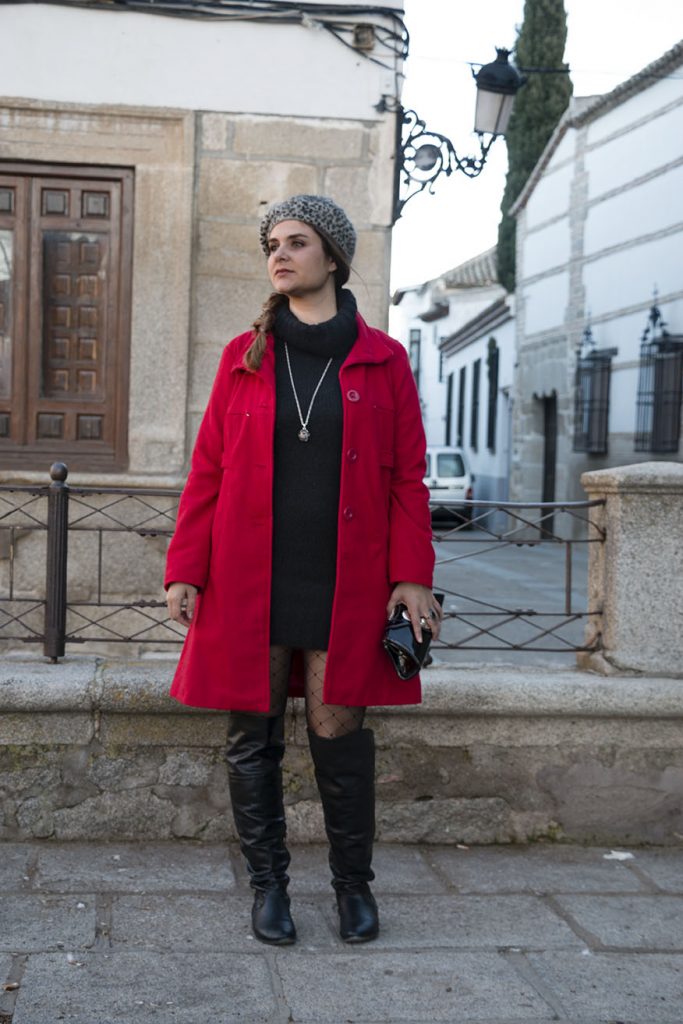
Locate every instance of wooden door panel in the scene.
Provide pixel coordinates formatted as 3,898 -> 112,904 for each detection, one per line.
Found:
0,165 -> 131,469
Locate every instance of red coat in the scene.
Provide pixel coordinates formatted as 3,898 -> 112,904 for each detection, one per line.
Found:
165,313 -> 434,711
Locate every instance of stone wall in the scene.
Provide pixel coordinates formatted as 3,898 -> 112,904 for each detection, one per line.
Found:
3,658 -> 683,846
189,111 -> 394,447
580,461 -> 683,676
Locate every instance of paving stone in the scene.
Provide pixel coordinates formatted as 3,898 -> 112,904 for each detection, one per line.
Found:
0,954 -> 19,1016
12,952 -> 276,1024
526,951 -> 683,1022
335,894 -> 583,951
34,842 -> 235,893
277,950 -> 553,1022
427,844 -> 647,894
556,894 -> 683,949
630,849 -> 683,891
286,842 -> 446,895
0,895 -> 95,952
0,842 -> 36,889
111,894 -> 336,951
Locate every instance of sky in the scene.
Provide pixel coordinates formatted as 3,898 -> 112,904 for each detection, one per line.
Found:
390,0 -> 683,289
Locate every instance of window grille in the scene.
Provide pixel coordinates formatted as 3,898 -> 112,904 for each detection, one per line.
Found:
634,303 -> 683,453
573,351 -> 613,454
470,358 -> 480,451
486,338 -> 499,452
409,328 -> 421,392
456,365 -> 466,447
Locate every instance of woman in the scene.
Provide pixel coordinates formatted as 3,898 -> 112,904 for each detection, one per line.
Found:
165,194 -> 440,947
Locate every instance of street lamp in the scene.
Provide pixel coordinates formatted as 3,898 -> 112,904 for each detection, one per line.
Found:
473,48 -> 523,135
391,48 -> 525,222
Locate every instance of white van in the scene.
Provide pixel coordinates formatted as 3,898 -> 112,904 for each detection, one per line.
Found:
424,446 -> 473,523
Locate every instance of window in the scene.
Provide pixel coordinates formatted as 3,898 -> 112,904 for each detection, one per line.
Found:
0,164 -> 133,470
409,328 -> 421,392
470,358 -> 481,451
573,350 -> 613,454
444,371 -> 453,445
456,366 -> 466,447
438,346 -> 445,383
436,451 -> 465,477
486,338 -> 499,453
634,334 -> 683,453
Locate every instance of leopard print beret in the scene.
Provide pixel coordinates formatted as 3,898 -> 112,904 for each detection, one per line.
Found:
259,194 -> 356,263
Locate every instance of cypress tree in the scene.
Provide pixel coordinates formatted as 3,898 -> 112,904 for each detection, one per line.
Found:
497,0 -> 573,292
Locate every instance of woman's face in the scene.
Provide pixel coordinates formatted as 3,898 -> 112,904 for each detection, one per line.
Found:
266,220 -> 337,298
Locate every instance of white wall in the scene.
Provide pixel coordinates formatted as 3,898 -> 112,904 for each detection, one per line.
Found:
0,4 -> 400,120
442,307 -> 515,502
390,280 -> 505,446
513,57 -> 683,502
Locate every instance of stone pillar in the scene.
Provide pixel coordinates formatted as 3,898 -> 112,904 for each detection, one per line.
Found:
580,462 -> 683,675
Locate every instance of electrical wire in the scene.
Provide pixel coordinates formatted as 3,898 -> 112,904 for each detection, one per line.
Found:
0,0 -> 409,68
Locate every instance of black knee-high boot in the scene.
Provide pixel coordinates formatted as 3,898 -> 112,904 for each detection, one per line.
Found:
226,713 -> 296,945
308,727 -> 379,943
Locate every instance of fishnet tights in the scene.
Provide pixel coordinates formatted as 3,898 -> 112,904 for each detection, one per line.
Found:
266,645 -> 365,738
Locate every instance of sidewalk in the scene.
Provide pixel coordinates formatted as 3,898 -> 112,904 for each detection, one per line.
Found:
2,841 -> 682,1023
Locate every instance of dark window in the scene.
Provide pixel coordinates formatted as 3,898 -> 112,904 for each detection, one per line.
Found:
456,366 -> 466,447
635,333 -> 683,453
486,338 -> 499,452
0,163 -> 133,471
438,346 -> 444,383
444,371 -> 453,445
409,328 -> 421,392
470,358 -> 481,451
573,350 -> 613,454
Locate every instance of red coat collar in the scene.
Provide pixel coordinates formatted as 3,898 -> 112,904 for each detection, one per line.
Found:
228,313 -> 393,380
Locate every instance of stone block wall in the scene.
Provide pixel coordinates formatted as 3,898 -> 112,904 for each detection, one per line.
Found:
3,659 -> 683,846
189,111 -> 394,445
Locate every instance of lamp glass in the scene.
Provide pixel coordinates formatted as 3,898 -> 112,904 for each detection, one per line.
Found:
474,89 -> 515,136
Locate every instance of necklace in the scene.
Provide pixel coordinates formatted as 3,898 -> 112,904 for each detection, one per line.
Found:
284,342 -> 333,442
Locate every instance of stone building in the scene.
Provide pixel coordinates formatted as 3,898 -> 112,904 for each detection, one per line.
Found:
510,40 -> 683,504
0,0 -> 405,484
389,247 -> 504,446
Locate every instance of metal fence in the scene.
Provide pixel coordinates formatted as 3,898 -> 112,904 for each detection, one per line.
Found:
0,465 -> 605,662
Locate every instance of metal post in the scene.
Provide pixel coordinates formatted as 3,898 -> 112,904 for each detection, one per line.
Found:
44,462 -> 69,662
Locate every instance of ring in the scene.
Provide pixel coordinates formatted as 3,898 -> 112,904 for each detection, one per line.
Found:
419,616 -> 430,627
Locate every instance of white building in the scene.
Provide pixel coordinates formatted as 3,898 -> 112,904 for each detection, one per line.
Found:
510,40 -> 683,503
390,247 -> 504,445
440,295 -> 515,505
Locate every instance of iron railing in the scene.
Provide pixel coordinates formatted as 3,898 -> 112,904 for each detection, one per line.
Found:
0,465 -> 605,661
428,498 -> 604,658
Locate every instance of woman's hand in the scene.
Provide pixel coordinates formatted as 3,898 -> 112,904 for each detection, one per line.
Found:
387,582 -> 443,642
166,582 -> 198,629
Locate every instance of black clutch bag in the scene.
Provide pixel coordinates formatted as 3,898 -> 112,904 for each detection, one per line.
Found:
383,594 -> 444,680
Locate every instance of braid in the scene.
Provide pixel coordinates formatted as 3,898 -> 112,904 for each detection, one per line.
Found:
245,292 -> 286,370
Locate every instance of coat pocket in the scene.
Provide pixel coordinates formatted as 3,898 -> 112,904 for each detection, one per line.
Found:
372,403 -> 395,454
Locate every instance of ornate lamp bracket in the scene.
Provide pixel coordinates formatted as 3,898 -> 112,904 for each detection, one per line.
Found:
394,108 -> 497,222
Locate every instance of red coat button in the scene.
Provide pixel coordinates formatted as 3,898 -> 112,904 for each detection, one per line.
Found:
343,506 -> 354,521
346,389 -> 360,402
346,448 -> 358,462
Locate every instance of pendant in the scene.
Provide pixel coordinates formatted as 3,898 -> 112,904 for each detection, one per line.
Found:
298,427 -> 310,442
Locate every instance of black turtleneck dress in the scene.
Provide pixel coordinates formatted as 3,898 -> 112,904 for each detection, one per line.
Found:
269,290 -> 358,651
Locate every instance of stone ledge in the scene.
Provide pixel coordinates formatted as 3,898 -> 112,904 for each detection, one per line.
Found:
582,460 -> 683,493
1,657 -> 682,719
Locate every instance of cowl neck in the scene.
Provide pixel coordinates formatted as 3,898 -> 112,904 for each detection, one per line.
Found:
274,289 -> 358,358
